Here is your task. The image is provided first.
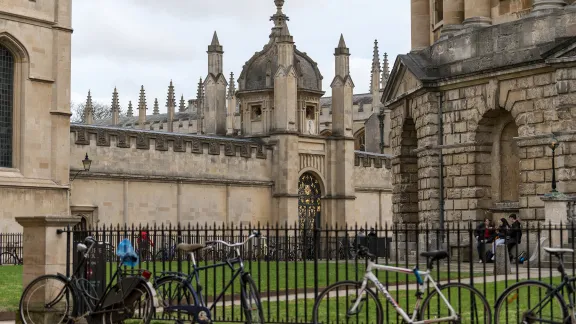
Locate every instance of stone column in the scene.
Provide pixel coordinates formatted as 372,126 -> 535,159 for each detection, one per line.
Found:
532,0 -> 567,12
442,0 -> 465,38
16,216 -> 80,287
463,0 -> 492,27
411,0 -> 431,51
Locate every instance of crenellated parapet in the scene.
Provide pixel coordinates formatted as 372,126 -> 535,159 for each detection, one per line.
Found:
354,151 -> 392,169
71,124 -> 269,159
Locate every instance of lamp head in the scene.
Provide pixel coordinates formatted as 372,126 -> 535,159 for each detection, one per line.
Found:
82,153 -> 92,172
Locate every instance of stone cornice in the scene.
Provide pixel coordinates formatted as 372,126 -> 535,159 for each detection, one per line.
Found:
71,124 -> 269,160
15,216 -> 80,228
354,151 -> 392,169
71,170 -> 274,187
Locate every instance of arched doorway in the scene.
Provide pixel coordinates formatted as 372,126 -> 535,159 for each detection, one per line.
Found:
298,172 -> 321,259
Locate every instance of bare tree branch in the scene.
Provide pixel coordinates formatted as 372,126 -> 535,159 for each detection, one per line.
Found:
71,101 -> 124,123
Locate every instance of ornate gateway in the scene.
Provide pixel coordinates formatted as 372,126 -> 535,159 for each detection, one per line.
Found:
298,173 -> 321,259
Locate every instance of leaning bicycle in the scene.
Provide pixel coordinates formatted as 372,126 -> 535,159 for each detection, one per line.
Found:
19,236 -> 158,324
154,230 -> 264,323
494,247 -> 576,323
312,246 -> 491,323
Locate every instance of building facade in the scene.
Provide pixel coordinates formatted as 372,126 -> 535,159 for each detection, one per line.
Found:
0,0 -> 393,232
385,0 -> 576,229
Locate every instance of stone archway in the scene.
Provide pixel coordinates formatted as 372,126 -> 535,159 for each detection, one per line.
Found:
392,117 -> 419,224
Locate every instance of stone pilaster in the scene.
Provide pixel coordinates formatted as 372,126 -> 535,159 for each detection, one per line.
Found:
463,0 -> 492,27
410,0 -> 431,51
205,32 -> 227,135
16,216 -> 80,287
273,23 -> 298,133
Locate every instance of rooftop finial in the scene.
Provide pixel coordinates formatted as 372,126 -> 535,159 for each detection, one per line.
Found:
138,85 -> 147,111
127,101 -> 134,117
84,90 -> 93,124
270,0 -> 289,38
111,87 -> 119,111
167,80 -> 176,108
179,95 -> 186,112
197,77 -> 204,100
338,34 -> 347,49
228,72 -> 236,99
211,31 -> 220,46
153,98 -> 159,115
382,52 -> 390,86
372,40 -> 381,72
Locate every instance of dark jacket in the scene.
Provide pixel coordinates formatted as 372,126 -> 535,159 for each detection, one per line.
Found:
507,221 -> 522,243
495,224 -> 508,239
475,223 -> 495,243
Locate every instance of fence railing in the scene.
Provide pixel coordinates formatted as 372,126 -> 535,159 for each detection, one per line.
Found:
61,222 -> 576,323
0,233 -> 22,265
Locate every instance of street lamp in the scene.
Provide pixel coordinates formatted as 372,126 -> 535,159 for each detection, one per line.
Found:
71,153 -> 92,182
549,138 -> 559,193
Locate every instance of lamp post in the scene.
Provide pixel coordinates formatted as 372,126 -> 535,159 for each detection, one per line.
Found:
71,153 -> 92,182
549,139 -> 559,193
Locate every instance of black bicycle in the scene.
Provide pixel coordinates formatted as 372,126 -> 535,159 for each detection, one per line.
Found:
494,247 -> 576,323
19,236 -> 158,324
0,247 -> 23,265
154,231 -> 264,323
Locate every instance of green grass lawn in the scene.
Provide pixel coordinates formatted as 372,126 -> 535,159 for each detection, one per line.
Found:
0,265 -> 22,312
1,260 -> 476,314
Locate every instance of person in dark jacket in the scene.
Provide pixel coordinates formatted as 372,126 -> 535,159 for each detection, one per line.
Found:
506,214 -> 522,262
475,219 -> 495,263
489,218 -> 510,261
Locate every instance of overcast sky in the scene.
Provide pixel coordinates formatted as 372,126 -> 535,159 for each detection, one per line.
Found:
71,0 -> 410,114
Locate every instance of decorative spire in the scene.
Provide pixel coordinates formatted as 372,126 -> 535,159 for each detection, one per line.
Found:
111,87 -> 120,125
153,98 -> 159,115
179,95 -> 186,112
127,101 -> 134,117
167,80 -> 176,108
270,0 -> 289,38
111,87 -> 119,112
84,90 -> 93,124
208,31 -> 224,53
335,34 -> 350,55
382,52 -> 390,85
197,77 -> 204,100
372,40 -> 381,73
227,72 -> 236,99
138,85 -> 147,111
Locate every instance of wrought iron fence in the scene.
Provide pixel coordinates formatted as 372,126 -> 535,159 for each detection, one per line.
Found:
60,222 -> 576,323
0,232 -> 22,265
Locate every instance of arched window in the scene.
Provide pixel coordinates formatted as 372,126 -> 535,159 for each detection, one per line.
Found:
354,128 -> 366,151
0,44 -> 14,168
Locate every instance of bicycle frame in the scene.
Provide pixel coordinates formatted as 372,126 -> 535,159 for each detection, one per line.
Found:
349,261 -> 458,324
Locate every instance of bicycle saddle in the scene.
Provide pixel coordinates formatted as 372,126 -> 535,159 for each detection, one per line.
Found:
544,247 -> 574,255
420,250 -> 449,261
176,243 -> 205,253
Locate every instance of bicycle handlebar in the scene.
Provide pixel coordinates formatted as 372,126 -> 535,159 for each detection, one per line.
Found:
205,230 -> 261,248
357,245 -> 376,261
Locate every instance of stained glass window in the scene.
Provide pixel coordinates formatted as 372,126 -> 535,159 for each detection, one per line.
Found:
0,44 -> 14,168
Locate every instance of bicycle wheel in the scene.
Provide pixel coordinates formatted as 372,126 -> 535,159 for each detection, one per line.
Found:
494,280 -> 568,324
241,274 -> 265,324
312,280 -> 383,324
154,275 -> 197,322
102,281 -> 155,324
19,274 -> 77,324
419,282 -> 491,323
0,252 -> 17,265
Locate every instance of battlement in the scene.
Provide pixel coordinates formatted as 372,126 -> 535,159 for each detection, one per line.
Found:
354,151 -> 392,169
71,124 -> 269,159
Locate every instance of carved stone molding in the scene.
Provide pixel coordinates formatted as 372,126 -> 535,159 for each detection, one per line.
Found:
70,124 -> 268,160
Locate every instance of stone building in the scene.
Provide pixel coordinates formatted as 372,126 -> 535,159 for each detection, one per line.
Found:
384,0 -> 576,227
0,0 -> 393,232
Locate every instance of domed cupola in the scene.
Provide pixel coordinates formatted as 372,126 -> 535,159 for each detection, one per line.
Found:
237,0 -> 323,94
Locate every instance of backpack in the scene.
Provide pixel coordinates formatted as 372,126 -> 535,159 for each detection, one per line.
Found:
517,251 -> 527,264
